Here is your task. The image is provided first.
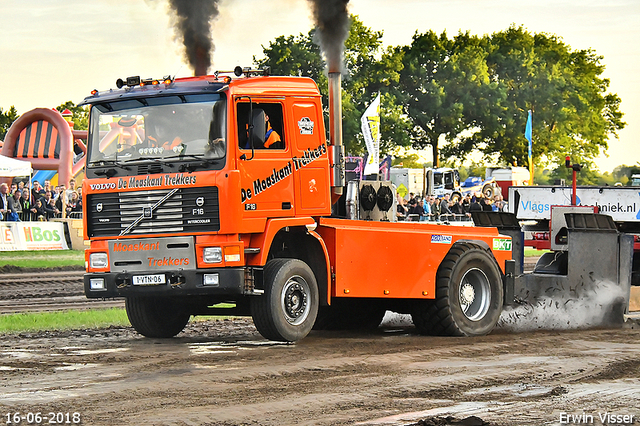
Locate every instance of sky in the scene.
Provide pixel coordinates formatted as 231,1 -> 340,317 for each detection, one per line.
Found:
0,0 -> 638,173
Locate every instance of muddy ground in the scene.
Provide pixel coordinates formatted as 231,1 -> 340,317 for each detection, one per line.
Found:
1,317 -> 640,426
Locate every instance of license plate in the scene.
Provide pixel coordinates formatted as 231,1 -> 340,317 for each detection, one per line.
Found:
132,274 -> 166,286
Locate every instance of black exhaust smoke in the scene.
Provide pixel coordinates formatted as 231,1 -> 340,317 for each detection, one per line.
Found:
307,0 -> 350,195
307,0 -> 350,73
168,0 -> 220,76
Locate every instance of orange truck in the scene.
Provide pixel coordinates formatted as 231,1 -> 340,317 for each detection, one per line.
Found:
81,68 -> 514,342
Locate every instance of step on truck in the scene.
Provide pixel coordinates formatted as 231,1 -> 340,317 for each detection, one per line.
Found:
81,68 -> 630,342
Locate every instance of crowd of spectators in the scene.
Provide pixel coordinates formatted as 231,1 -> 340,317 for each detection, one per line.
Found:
396,191 -> 507,222
0,178 -> 82,222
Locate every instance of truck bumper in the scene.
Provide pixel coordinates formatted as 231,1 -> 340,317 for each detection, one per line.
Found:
84,268 -> 247,298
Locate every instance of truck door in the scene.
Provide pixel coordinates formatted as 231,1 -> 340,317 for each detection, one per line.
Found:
236,100 -> 295,219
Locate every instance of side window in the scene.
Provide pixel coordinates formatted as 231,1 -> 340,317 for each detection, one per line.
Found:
237,102 -> 285,150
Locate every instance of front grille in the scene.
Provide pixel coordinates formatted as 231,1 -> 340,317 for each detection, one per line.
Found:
87,186 -> 220,237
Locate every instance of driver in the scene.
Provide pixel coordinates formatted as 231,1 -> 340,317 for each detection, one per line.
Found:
146,109 -> 183,152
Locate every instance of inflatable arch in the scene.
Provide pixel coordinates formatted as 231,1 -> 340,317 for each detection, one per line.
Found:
1,108 -> 86,187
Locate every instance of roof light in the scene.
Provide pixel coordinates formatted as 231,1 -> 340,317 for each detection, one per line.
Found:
91,89 -> 98,95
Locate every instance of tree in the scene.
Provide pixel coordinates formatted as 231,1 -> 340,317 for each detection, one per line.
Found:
0,106 -> 19,141
254,16 -> 408,155
395,30 -> 499,167
452,25 -> 625,169
56,101 -> 89,130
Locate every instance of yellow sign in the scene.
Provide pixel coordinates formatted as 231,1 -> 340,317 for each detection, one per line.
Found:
396,183 -> 408,198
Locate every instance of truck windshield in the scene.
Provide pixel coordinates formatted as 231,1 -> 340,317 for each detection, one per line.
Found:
87,94 -> 226,166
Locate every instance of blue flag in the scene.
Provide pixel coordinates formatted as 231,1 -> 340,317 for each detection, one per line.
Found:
525,110 -> 533,184
525,110 -> 532,157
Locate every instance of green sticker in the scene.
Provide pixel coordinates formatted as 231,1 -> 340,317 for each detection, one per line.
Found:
493,238 -> 512,251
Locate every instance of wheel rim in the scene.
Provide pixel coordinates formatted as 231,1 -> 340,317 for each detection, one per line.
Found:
281,275 -> 311,325
459,268 -> 491,321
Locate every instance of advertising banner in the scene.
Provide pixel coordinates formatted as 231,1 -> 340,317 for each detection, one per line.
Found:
0,222 -> 69,251
361,93 -> 381,176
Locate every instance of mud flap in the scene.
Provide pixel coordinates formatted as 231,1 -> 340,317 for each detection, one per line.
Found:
503,259 -> 515,306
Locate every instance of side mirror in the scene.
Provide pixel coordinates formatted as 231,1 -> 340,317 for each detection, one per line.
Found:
250,109 -> 266,147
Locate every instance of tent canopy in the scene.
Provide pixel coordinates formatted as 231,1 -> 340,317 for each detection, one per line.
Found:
0,155 -> 33,177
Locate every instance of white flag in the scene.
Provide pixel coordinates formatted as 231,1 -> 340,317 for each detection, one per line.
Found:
361,93 -> 381,176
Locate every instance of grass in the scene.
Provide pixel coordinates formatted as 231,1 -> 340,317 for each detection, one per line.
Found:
524,248 -> 550,257
0,308 -> 130,334
0,250 -> 84,268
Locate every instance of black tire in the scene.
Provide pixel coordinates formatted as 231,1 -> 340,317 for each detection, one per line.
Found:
251,259 -> 319,342
411,242 -> 503,336
125,297 -> 191,338
482,184 -> 494,199
314,299 -> 386,330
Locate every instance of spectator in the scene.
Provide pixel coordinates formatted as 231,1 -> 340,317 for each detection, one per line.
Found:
31,181 -> 44,202
73,191 -> 83,215
33,199 -> 47,221
422,197 -> 432,220
40,191 -> 60,219
65,180 -> 77,200
480,195 -> 492,212
462,193 -> 471,212
396,193 -> 408,221
11,189 -> 22,221
47,198 -> 60,219
66,191 -> 81,216
431,197 -> 441,221
0,183 -> 19,221
469,193 -> 482,213
450,197 -> 469,218
440,194 -> 453,220
19,189 -> 32,221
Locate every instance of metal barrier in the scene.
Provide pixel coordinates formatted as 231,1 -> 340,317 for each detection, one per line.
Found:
404,214 -> 472,223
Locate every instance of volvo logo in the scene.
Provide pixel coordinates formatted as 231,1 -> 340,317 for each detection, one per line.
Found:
96,203 -> 103,212
196,197 -> 205,207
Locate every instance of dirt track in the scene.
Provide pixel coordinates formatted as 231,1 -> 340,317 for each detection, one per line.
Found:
1,318 -> 640,426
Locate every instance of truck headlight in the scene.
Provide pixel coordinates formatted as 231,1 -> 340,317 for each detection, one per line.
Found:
89,253 -> 108,269
203,247 -> 223,263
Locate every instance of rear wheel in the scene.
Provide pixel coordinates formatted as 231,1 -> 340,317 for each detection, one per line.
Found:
411,242 -> 503,336
125,297 -> 191,338
482,184 -> 494,199
251,259 -> 319,342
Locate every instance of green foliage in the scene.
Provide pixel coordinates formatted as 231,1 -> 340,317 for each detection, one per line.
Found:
56,101 -> 89,130
0,105 -> 19,140
458,163 -> 487,182
391,153 -> 427,169
612,164 -> 640,185
255,16 -> 404,155
258,19 -> 624,179
447,26 -> 626,168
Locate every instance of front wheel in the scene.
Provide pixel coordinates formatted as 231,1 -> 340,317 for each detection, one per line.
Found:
251,259 -> 319,342
411,242 -> 503,336
125,297 -> 191,338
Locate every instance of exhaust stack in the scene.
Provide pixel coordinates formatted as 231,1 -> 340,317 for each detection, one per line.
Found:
328,72 -> 345,198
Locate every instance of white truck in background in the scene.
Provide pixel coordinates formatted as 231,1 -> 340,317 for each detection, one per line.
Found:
391,167 -> 500,202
